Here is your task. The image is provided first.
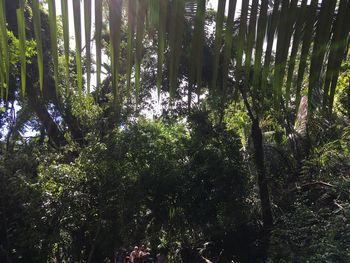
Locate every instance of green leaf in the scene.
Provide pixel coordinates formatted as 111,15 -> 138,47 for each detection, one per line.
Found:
272,0 -> 298,108
188,0 -> 206,106
61,0 -> 70,93
95,0 -> 103,89
235,0 -> 249,88
84,0 -> 91,93
126,0 -> 136,99
48,0 -> 60,95
308,0 -> 337,114
261,0 -> 281,99
325,0 -> 350,113
295,0 -> 318,112
0,0 -> 9,100
156,0 -> 168,101
169,0 -> 185,99
109,0 -> 123,100
73,0 -> 83,95
17,4 -> 26,97
211,0 -> 226,90
252,0 -> 268,99
285,0 -> 307,106
245,0 -> 258,86
135,0 -> 146,102
149,0 -> 159,28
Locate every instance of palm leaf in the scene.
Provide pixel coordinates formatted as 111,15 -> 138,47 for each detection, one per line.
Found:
326,0 -> 350,112
211,0 -> 226,90
188,0 -> 206,106
32,0 -> 44,93
48,0 -> 59,95
252,0 -> 268,98
95,0 -> 103,89
17,3 -> 26,96
135,0 -> 146,102
73,0 -> 83,95
156,0 -> 168,101
245,0 -> 258,86
84,0 -> 92,93
308,0 -> 337,114
61,0 -> 70,93
272,0 -> 298,108
261,0 -> 280,98
109,0 -> 123,99
168,0 -> 185,98
172,0 -> 185,98
235,0 -> 249,89
295,0 -> 318,111
149,0 -> 159,28
221,0 -> 237,94
285,0 -> 307,105
0,0 -> 9,100
126,0 -> 136,99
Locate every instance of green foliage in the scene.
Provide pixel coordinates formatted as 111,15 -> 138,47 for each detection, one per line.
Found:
269,121 -> 350,263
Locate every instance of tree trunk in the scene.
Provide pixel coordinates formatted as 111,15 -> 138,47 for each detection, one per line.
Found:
251,119 -> 273,228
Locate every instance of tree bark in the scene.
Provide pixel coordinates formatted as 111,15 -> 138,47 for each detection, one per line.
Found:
251,119 -> 273,229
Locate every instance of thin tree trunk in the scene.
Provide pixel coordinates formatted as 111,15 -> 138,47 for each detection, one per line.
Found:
251,119 -> 273,229
87,225 -> 101,263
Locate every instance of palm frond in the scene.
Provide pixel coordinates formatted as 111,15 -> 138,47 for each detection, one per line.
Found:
156,0 -> 168,101
169,0 -> 185,98
308,0 -> 337,114
73,0 -> 83,95
17,1 -> 26,97
84,0 -> 92,93
236,0 -> 249,89
211,0 -> 226,90
135,0 -> 146,103
61,0 -> 70,93
261,0 -> 280,99
48,0 -> 59,95
285,0 -> 308,105
295,0 -> 318,111
326,0 -> 350,112
188,0 -> 206,106
252,0 -> 268,98
221,0 -> 237,94
245,0 -> 258,85
95,0 -> 103,89
126,0 -> 136,99
0,0 -> 9,100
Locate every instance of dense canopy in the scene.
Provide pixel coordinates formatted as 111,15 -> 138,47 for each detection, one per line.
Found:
0,0 -> 350,262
